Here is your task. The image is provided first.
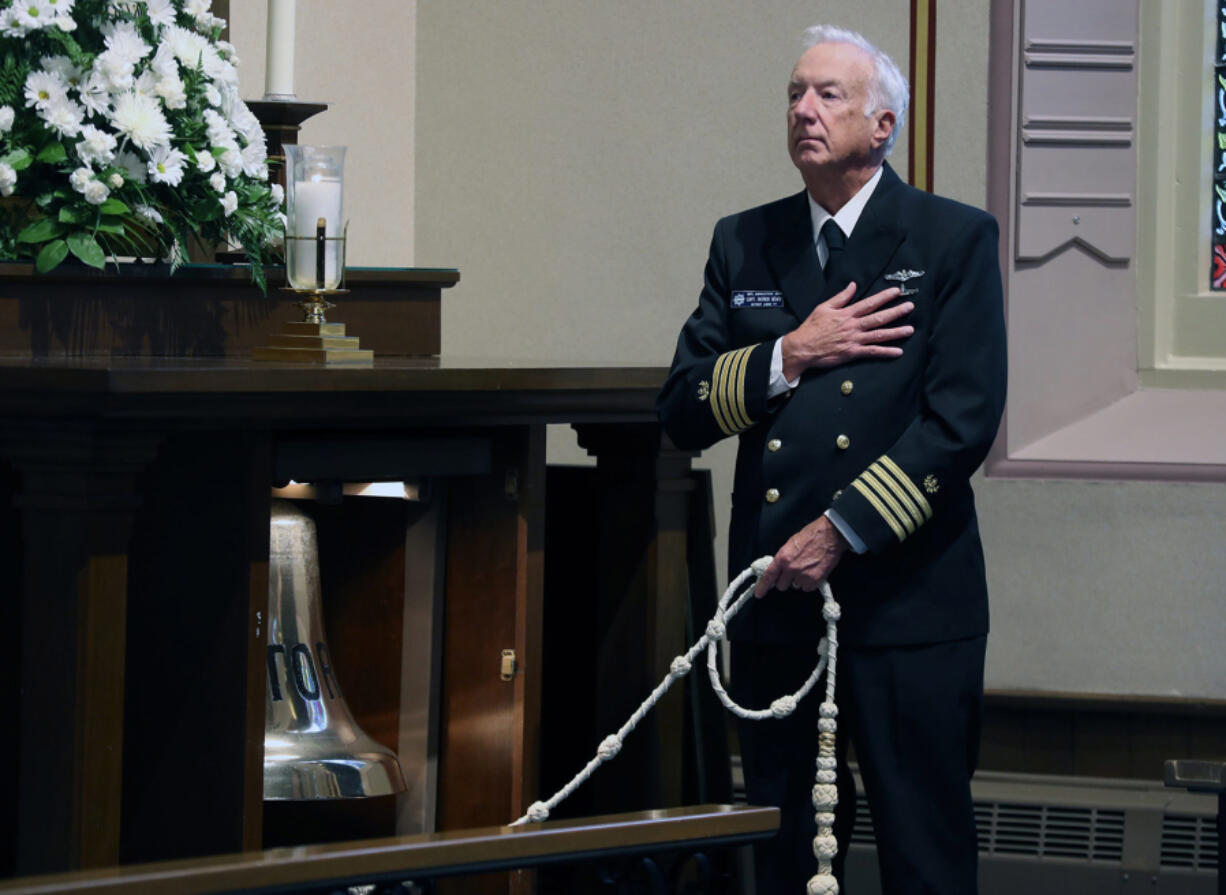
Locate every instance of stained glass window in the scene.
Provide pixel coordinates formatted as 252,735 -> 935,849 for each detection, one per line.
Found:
1213,0 -> 1226,289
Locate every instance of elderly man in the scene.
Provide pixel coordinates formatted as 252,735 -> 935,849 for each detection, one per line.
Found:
657,24 -> 1006,894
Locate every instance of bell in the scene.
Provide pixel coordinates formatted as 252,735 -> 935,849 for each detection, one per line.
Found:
264,499 -> 407,799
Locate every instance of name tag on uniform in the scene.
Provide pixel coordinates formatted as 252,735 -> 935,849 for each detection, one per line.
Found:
731,290 -> 784,309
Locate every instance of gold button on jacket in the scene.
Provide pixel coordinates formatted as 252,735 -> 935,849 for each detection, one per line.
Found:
840,380 -> 854,395
836,434 -> 850,450
765,488 -> 780,503
767,438 -> 782,452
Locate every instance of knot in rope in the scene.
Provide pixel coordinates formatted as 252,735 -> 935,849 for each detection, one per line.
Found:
822,600 -> 842,621
813,835 -> 839,859
705,618 -> 726,641
819,702 -> 838,719
597,735 -> 621,760
526,801 -> 550,823
807,873 -> 840,895
770,695 -> 798,717
812,783 -> 839,810
670,655 -> 692,676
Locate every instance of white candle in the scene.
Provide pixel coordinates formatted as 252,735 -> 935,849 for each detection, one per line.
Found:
265,0 -> 296,98
290,179 -> 342,288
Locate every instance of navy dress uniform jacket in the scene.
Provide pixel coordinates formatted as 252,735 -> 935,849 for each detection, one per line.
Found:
657,163 -> 1007,648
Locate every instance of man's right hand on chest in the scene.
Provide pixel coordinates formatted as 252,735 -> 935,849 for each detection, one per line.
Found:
780,282 -> 914,381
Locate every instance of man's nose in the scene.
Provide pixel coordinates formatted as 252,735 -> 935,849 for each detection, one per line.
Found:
794,89 -> 818,121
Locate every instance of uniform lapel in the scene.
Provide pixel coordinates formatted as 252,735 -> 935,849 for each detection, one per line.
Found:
765,190 -> 824,322
822,163 -> 907,304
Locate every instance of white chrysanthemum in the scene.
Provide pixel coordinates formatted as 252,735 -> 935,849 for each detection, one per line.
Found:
83,179 -> 110,205
109,90 -> 172,150
39,97 -> 84,137
51,14 -> 75,31
76,124 -> 118,166
40,55 -> 83,88
203,109 -> 237,152
0,162 -> 16,197
149,43 -> 177,80
116,150 -> 147,183
0,106 -> 13,132
229,100 -> 263,144
0,9 -> 28,38
147,145 -> 187,186
13,0 -> 51,30
44,0 -> 75,15
203,83 -> 220,107
155,73 -> 186,109
95,49 -> 135,91
134,204 -> 164,224
163,24 -> 217,74
107,172 -> 123,189
208,170 -> 225,192
217,147 -> 242,178
240,142 -> 267,179
24,70 -> 68,109
77,71 -> 112,116
69,166 -> 93,192
221,190 -> 237,217
102,20 -> 151,65
194,149 -> 216,173
134,69 -> 158,96
144,0 -> 175,28
270,183 -> 284,205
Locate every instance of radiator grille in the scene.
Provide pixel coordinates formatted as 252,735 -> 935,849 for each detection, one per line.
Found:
1160,814 -> 1220,871
974,802 -> 1125,862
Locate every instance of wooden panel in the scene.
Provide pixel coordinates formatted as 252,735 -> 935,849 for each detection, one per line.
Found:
120,431 -> 271,864
0,266 -> 456,359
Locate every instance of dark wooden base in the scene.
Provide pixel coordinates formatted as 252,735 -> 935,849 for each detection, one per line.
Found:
0,263 -> 456,359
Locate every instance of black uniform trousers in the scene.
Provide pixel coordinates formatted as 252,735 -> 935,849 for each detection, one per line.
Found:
731,634 -> 986,894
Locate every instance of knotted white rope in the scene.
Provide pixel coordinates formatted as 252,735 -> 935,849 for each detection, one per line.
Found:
511,555 -> 844,895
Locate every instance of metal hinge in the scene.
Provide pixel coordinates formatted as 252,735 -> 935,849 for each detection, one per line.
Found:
500,649 -> 518,681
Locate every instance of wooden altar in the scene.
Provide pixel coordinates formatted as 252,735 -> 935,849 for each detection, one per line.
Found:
0,268 -> 709,893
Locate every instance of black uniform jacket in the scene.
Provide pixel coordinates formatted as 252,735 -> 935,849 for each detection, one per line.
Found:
657,163 -> 1007,647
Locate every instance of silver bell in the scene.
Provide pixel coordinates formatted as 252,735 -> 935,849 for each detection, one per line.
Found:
264,499 -> 407,799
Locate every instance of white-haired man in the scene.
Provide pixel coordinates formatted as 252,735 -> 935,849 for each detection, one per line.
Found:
658,25 -> 1006,893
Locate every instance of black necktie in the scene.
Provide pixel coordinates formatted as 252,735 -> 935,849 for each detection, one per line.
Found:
821,219 -> 845,271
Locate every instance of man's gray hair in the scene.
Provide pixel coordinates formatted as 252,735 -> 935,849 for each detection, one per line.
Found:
801,24 -> 910,155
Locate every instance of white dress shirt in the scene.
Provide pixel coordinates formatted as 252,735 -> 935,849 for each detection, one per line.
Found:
765,166 -> 884,554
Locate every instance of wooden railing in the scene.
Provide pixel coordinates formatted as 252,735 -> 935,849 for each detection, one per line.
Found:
0,805 -> 777,895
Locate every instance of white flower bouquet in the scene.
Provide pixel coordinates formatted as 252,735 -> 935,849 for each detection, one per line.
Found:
0,0 -> 284,290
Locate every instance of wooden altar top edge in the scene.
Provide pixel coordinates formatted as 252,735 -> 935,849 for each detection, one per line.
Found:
0,805 -> 778,895
0,262 -> 461,289
0,357 -> 673,426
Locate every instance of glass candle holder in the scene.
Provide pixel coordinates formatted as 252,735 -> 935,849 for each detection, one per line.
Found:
285,145 -> 346,291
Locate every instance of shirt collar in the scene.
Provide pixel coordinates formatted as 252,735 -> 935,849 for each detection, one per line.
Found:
807,165 -> 884,246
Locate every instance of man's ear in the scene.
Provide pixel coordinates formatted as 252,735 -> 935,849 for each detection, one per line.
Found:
871,109 -> 896,151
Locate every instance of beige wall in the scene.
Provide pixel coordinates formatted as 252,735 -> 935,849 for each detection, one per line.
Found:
231,0 -> 416,267
234,1 -> 1226,700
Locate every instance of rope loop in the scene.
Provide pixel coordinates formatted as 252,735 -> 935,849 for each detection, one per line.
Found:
511,555 -> 844,895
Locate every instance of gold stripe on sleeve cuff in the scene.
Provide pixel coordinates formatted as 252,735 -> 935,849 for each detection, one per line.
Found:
878,455 -> 932,519
851,480 -> 907,542
860,468 -> 919,535
710,346 -> 756,436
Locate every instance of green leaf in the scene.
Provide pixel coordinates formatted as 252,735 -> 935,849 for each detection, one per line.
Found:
35,239 -> 69,274
66,231 -> 106,269
35,142 -> 67,164
1,148 -> 32,171
96,221 -> 125,235
16,217 -> 66,244
98,198 -> 130,215
58,206 -> 90,224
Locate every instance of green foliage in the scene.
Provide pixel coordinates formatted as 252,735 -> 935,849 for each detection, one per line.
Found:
35,238 -> 69,273
67,231 -> 105,268
0,52 -> 28,106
